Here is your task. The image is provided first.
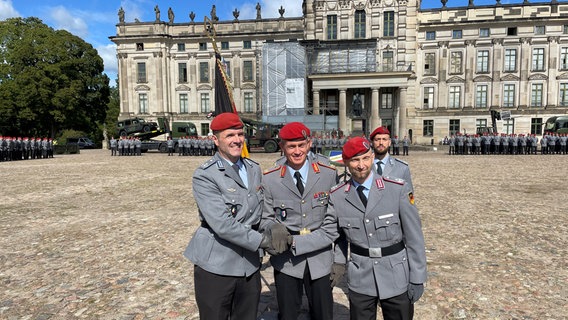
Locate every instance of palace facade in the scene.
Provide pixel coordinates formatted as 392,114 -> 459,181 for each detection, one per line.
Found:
111,0 -> 568,144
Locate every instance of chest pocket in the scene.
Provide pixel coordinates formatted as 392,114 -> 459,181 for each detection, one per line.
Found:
374,214 -> 401,241
273,200 -> 296,222
222,193 -> 243,218
338,218 -> 367,243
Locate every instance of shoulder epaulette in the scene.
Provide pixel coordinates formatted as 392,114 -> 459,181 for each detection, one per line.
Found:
200,158 -> 218,169
383,176 -> 405,185
243,157 -> 259,165
330,181 -> 347,193
317,162 -> 336,171
263,165 -> 282,175
394,158 -> 409,166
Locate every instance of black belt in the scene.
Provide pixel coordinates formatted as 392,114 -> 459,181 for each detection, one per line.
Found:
350,241 -> 405,258
201,221 -> 259,231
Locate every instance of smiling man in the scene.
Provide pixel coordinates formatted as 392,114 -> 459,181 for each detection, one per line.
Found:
330,137 -> 427,320
260,122 -> 339,320
184,112 -> 274,320
370,126 -> 414,191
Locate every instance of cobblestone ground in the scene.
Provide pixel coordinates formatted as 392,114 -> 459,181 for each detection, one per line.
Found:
0,149 -> 566,320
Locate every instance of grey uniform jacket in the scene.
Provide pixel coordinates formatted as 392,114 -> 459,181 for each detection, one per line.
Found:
375,156 -> 414,191
260,159 -> 339,280
184,153 -> 264,277
331,174 -> 427,299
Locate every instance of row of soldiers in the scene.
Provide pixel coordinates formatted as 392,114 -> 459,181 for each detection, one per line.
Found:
167,136 -> 215,156
447,132 -> 568,155
309,134 -> 412,156
109,136 -> 143,156
0,136 -> 54,161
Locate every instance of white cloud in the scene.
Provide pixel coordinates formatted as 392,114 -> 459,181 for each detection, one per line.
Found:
0,0 -> 20,20
48,5 -> 89,38
97,43 -> 118,80
120,0 -> 146,23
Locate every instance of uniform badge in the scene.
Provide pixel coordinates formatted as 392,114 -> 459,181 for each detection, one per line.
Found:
227,188 -> 237,193
300,228 -> 311,235
230,205 -> 238,217
279,208 -> 287,220
408,192 -> 415,205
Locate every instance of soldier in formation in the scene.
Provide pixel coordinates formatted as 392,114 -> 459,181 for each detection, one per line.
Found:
0,136 -> 53,161
447,132 -> 565,156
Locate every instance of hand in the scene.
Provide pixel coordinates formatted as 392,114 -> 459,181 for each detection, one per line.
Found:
330,263 -> 345,287
407,283 -> 424,304
259,232 -> 278,255
270,224 -> 291,254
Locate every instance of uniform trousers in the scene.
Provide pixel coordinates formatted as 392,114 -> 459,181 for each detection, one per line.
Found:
194,265 -> 261,320
274,264 -> 333,320
349,290 -> 414,320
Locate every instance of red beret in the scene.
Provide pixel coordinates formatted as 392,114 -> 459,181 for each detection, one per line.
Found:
342,137 -> 372,162
210,113 -> 244,131
369,126 -> 390,140
279,122 -> 310,141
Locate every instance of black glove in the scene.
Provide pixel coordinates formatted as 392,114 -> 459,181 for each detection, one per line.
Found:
270,223 -> 291,254
407,283 -> 424,304
330,263 -> 345,287
259,232 -> 272,249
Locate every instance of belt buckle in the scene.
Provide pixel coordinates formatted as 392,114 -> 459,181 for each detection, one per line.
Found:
369,247 -> 382,258
300,228 -> 311,235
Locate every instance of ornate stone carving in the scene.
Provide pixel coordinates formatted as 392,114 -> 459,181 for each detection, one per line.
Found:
438,41 -> 449,48
175,85 -> 191,91
492,38 -> 504,46
473,75 -> 492,82
465,40 -> 476,46
501,74 -> 520,82
520,37 -> 532,45
446,76 -> 465,83
548,36 -> 560,43
420,77 -> 439,84
233,9 -> 240,21
279,6 -> 285,18
135,85 -> 151,91
528,73 -> 548,81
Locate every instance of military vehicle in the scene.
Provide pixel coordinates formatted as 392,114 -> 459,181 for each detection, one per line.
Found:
116,117 -> 198,152
117,117 -> 159,137
241,118 -> 282,153
544,116 -> 568,134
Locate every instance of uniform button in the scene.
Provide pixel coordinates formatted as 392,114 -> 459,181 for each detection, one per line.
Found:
365,219 -> 370,223
374,261 -> 378,265
386,221 -> 390,225
301,200 -> 305,204
232,199 -> 235,203
302,214 -> 306,217
368,233 -> 373,237
249,210 -> 253,213
347,223 -> 351,227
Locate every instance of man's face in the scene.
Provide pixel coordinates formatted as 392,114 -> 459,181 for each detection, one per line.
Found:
372,134 -> 391,156
213,128 -> 244,163
346,149 -> 375,184
281,139 -> 312,170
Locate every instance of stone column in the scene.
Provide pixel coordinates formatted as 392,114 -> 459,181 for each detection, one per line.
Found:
313,90 -> 320,115
339,89 -> 347,134
370,88 -> 380,131
398,87 -> 408,138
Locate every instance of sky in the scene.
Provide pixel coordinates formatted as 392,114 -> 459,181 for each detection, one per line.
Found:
0,0 -> 528,84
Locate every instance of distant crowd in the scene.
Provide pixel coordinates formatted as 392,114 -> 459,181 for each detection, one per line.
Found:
442,132 -> 567,155
0,136 -> 54,162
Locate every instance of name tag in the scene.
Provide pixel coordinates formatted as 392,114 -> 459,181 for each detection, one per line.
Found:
378,213 -> 394,220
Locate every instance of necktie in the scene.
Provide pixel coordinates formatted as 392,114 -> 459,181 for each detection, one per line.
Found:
377,160 -> 383,175
357,185 -> 367,207
232,163 -> 240,174
294,171 -> 304,195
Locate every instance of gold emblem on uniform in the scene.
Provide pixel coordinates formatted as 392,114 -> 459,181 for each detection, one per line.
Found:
408,192 -> 415,205
300,228 -> 311,235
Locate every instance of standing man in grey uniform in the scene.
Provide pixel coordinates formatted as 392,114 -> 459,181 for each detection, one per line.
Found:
110,137 -> 117,156
261,122 -> 340,320
370,126 -> 414,191
184,112 -> 275,320
330,137 -> 427,320
402,136 -> 410,156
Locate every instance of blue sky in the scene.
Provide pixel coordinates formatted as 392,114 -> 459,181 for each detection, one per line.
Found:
0,0 -> 528,83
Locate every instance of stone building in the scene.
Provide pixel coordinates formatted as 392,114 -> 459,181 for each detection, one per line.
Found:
111,0 -> 568,143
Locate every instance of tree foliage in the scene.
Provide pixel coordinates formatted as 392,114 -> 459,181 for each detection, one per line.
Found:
0,17 -> 110,138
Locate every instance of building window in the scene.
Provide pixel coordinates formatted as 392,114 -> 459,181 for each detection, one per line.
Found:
139,93 -> 148,114
564,25 -> 568,34
449,86 -> 461,109
381,90 -> 394,109
475,85 -> 488,108
479,28 -> 490,37
507,27 -> 517,36
137,62 -> 147,83
201,123 -> 209,136
243,40 -> 252,49
532,48 -> 545,71
503,84 -> 515,108
560,83 -> 568,106
423,120 -> 433,137
477,50 -> 490,73
199,62 -> 209,83
423,87 -> 434,109
327,15 -> 337,40
426,31 -> 436,40
354,10 -> 366,39
384,11 -> 394,37
476,119 -> 488,131
221,42 -> 229,50
424,52 -> 436,75
224,60 -> 232,79
136,43 -> 144,51
243,61 -> 254,82
179,93 -> 188,113
199,42 -> 207,51
503,119 -> 514,134
531,118 -> 543,135
244,92 -> 253,113
449,51 -> 463,74
449,119 -> 460,135
382,51 -> 394,72
200,93 -> 210,113
534,26 -> 545,35
531,83 -> 543,107
452,30 -> 462,39
177,43 -> 185,51
504,48 -> 517,72
178,63 -> 188,83
561,47 -> 568,70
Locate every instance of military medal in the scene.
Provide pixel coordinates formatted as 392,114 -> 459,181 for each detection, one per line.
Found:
279,208 -> 287,220
300,228 -> 311,235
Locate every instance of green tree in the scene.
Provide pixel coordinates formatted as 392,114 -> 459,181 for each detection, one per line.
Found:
0,17 -> 110,138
